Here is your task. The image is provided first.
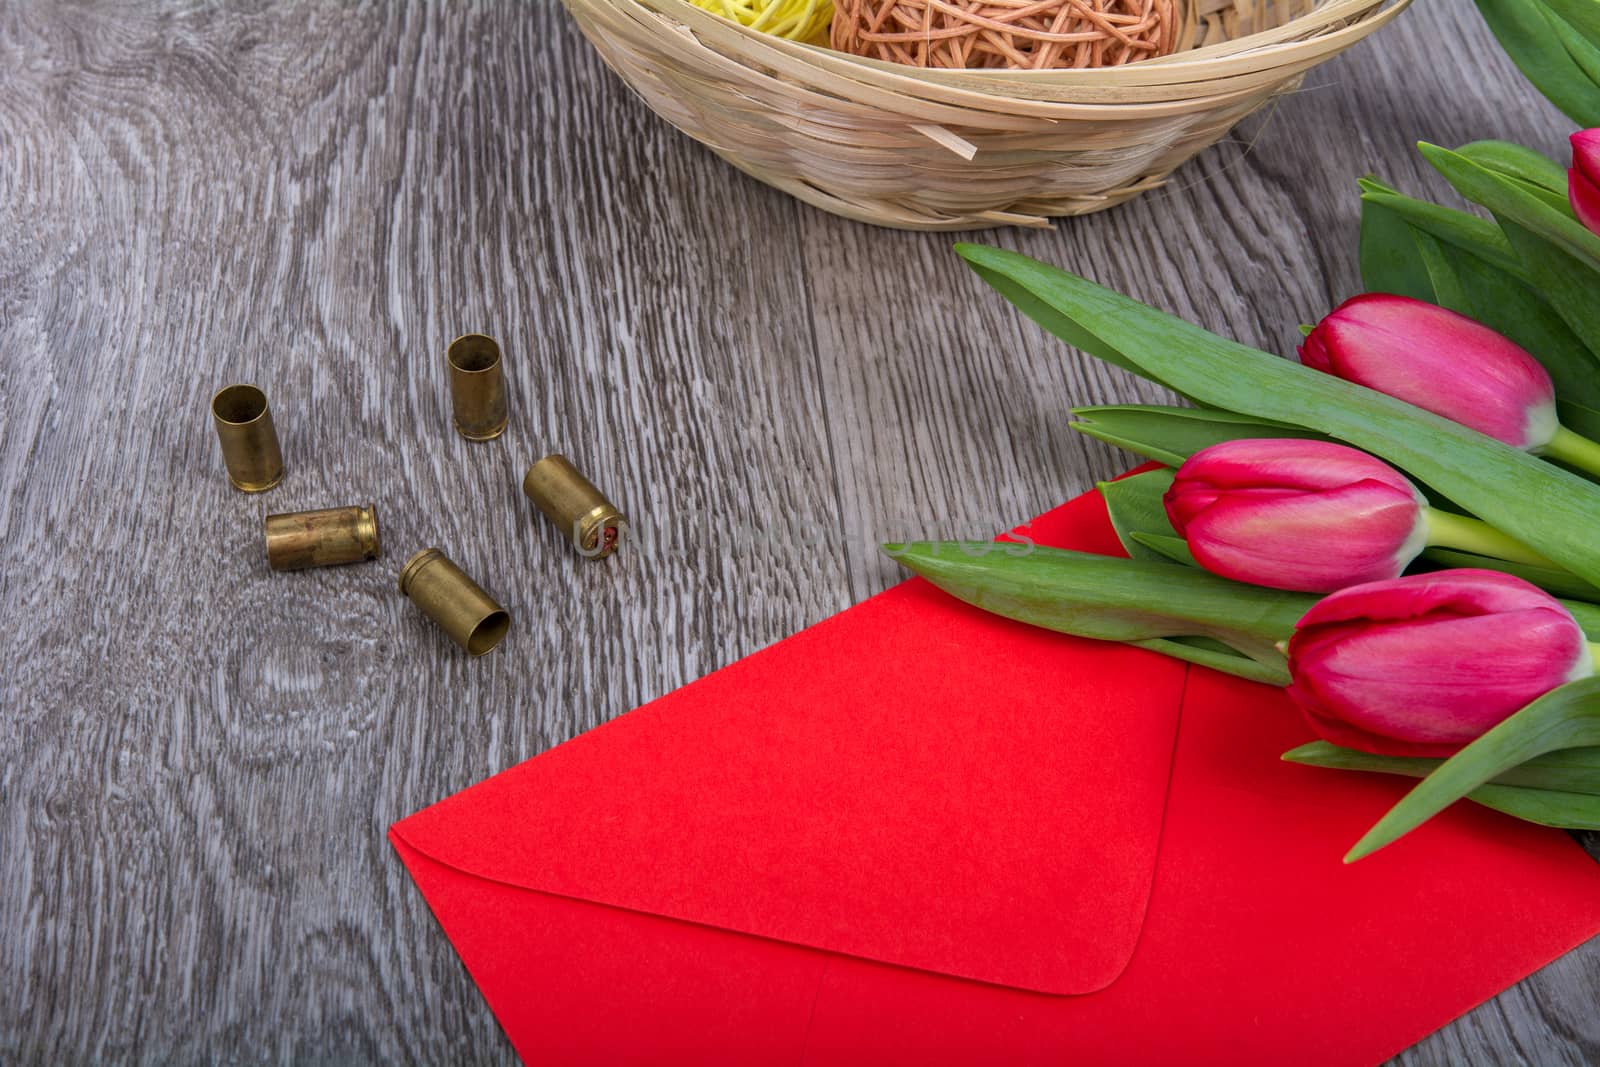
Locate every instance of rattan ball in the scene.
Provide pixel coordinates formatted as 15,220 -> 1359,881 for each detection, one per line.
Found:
686,0 -> 835,42
831,0 -> 1180,70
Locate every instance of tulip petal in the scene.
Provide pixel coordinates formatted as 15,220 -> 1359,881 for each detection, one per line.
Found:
1184,481 -> 1420,593
1570,164 -> 1600,236
1294,703 -> 1463,759
1572,128 -> 1600,182
1305,294 -> 1556,449
1173,438 -> 1417,496
1422,546 -> 1600,601
1286,571 -> 1591,756
1292,567 -> 1565,628
1164,440 -> 1423,588
1290,609 -> 1587,749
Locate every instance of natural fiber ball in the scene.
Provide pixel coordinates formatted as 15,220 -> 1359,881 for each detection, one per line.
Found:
686,0 -> 836,43
831,0 -> 1179,70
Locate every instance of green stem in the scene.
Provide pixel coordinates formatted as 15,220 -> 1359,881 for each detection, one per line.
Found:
1422,508 -> 1559,568
1543,426 -> 1600,478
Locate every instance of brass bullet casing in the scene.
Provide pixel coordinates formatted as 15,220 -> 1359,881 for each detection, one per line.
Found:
264,504 -> 382,571
398,548 -> 511,656
447,334 -> 508,441
210,384 -> 284,492
522,453 -> 627,559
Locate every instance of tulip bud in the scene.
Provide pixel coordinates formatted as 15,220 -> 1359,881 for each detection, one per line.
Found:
1165,439 -> 1552,593
1166,440 -> 1426,592
1286,570 -> 1595,758
1299,294 -> 1559,450
1570,129 -> 1600,235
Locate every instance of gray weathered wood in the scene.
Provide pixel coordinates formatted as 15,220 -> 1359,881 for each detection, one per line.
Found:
0,0 -> 1594,1063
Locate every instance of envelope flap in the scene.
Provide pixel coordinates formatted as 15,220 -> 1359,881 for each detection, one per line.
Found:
393,490 -> 1187,995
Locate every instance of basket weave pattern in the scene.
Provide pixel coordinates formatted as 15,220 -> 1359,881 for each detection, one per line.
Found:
831,0 -> 1180,70
562,0 -> 1408,230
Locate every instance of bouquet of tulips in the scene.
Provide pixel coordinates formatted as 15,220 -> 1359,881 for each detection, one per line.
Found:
889,129 -> 1600,861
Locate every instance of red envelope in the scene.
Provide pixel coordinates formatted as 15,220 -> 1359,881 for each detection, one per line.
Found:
391,487 -> 1600,1066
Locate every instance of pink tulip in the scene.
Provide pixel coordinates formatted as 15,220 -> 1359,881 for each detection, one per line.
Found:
1299,294 -> 1559,450
1166,440 -> 1428,593
1164,439 -> 1552,593
1286,570 -> 1594,758
1571,129 -> 1600,235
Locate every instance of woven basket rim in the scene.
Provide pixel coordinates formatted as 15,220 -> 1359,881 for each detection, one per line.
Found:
597,0 -> 1412,114
567,0 -> 1413,228
647,0 -> 1409,89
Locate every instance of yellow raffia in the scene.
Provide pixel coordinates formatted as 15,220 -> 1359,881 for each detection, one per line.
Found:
684,0 -> 833,42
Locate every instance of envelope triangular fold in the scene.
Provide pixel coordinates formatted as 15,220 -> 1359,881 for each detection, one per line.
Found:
394,490 -> 1187,995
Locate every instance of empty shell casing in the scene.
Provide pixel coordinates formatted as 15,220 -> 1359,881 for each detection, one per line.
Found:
522,454 -> 626,559
398,548 -> 510,656
211,384 -> 284,492
447,334 -> 508,441
264,504 -> 382,571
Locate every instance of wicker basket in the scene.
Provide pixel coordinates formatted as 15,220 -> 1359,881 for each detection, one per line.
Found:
561,0 -> 1410,229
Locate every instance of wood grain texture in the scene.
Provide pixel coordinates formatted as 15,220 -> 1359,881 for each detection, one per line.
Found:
0,0 -> 1593,1063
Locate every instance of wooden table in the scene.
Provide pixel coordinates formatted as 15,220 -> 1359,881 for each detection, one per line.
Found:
3,1 -> 1595,1062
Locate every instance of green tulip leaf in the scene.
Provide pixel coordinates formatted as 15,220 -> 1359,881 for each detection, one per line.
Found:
1097,469 -> 1179,562
883,541 -> 1311,684
1070,405 -> 1324,467
1358,180 -> 1521,276
967,267 -> 1143,378
1285,739 -> 1600,796
1421,142 -> 1600,274
1457,140 -> 1571,196
1462,782 -> 1600,828
1358,187 -> 1600,421
1473,0 -> 1600,126
1285,742 -> 1600,830
1345,675 -> 1600,861
1129,532 -> 1199,567
1549,6 -> 1600,88
1541,0 -> 1600,44
1446,253 -> 1600,413
1132,636 -> 1286,684
1359,189 -> 1444,303
955,244 -> 1600,588
1558,597 -> 1600,639
1497,219 -> 1600,373
1414,226 -> 1473,309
